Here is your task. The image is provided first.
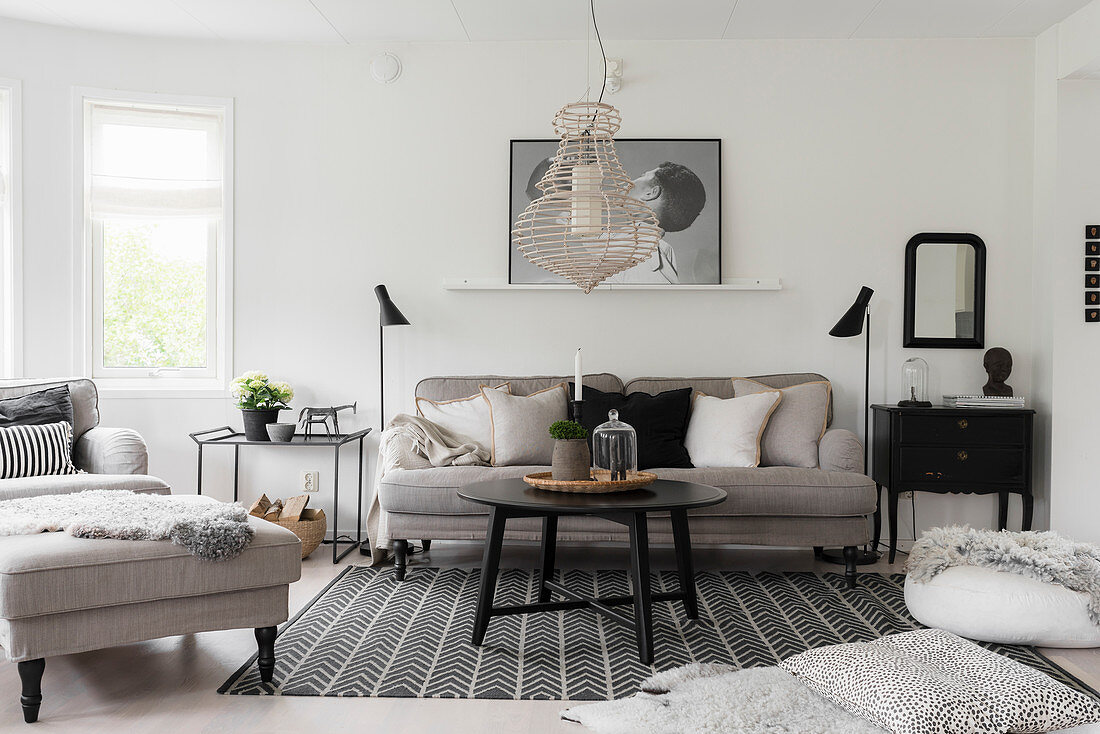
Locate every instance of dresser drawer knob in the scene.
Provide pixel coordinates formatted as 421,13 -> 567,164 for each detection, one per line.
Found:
957,419 -> 968,430
924,471 -> 944,479
956,450 -> 969,462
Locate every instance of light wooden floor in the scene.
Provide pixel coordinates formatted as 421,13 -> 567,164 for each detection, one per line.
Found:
2,542 -> 1098,733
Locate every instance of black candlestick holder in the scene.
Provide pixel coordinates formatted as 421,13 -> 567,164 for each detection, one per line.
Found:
571,400 -> 583,425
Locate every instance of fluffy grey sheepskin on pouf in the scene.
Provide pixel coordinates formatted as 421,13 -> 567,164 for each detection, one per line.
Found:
560,664 -> 885,734
0,490 -> 254,560
907,525 -> 1100,623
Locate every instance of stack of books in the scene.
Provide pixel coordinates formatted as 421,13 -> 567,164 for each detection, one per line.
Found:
942,395 -> 1026,408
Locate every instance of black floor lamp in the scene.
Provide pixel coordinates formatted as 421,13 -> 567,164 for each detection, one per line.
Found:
822,285 -> 881,566
375,285 -> 410,430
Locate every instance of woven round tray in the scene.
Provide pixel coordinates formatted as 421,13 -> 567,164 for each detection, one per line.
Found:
523,470 -> 657,494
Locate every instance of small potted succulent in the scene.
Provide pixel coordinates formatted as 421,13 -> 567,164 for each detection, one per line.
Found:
548,420 -> 591,481
231,371 -> 294,441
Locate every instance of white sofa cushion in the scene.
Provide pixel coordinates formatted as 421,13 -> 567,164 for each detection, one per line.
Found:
905,566 -> 1100,648
415,383 -> 509,454
684,391 -> 781,468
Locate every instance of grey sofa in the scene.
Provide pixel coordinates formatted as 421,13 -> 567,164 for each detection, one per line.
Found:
0,379 -> 301,724
0,378 -> 167,499
377,373 -> 878,585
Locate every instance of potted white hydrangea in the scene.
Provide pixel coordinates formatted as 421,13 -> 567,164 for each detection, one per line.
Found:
231,371 -> 294,441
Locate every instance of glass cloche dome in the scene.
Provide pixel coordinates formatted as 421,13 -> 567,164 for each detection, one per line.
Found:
591,409 -> 638,480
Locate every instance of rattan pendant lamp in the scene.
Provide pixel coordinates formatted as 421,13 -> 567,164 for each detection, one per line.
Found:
512,1 -> 660,293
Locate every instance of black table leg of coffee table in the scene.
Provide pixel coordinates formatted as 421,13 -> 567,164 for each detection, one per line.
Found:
472,507 -> 507,646
627,512 -> 654,665
670,509 -> 698,619
538,515 -> 557,603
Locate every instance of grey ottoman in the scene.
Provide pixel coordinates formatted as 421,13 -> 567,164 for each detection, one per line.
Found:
0,497 -> 302,723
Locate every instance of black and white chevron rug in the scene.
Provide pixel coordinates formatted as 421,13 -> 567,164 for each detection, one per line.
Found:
219,566 -> 1097,700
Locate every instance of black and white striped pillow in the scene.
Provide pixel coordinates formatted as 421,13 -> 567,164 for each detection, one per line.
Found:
0,421 -> 79,479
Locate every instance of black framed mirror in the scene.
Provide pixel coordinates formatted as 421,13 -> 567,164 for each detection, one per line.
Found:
903,232 -> 986,349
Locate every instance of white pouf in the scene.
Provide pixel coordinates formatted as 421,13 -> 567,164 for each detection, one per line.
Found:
905,566 -> 1100,648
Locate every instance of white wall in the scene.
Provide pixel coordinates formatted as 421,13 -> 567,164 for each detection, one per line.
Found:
1048,79 -> 1100,542
0,18 -> 1041,541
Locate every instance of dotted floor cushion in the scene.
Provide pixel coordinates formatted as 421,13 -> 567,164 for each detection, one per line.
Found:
905,566 -> 1100,648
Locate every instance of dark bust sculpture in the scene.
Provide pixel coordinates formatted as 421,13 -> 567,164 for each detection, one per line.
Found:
983,347 -> 1013,397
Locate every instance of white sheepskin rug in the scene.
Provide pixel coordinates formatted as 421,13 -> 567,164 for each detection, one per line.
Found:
560,664 -> 885,734
0,490 -> 254,560
907,525 -> 1100,623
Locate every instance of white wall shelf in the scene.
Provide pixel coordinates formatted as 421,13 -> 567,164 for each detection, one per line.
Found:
443,277 -> 782,291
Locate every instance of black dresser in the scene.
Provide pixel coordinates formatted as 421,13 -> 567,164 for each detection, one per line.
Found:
870,404 -> 1035,563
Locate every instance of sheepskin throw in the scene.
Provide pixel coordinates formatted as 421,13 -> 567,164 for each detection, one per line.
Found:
561,664 -> 886,734
907,526 -> 1100,624
0,490 -> 254,560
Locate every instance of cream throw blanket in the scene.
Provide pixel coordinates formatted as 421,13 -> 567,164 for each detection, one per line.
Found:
365,413 -> 489,564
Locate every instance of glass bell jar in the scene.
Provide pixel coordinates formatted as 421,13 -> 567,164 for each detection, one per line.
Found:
591,409 -> 638,480
899,357 -> 932,407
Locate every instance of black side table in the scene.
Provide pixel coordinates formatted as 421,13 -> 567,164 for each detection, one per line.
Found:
189,426 -> 371,563
871,404 -> 1035,563
457,478 -> 727,665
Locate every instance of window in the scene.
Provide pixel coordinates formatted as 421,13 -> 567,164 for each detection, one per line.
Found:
77,91 -> 232,391
0,79 -> 19,378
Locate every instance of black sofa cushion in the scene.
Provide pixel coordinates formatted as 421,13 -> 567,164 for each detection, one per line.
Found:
0,385 -> 75,429
571,384 -> 693,470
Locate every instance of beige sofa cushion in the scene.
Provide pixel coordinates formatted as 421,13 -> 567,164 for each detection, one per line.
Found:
379,465 -> 876,519
482,383 -> 569,466
733,379 -> 831,469
0,496 -> 300,619
0,473 -> 169,502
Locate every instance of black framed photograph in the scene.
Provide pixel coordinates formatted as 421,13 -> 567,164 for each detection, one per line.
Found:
509,138 -> 721,286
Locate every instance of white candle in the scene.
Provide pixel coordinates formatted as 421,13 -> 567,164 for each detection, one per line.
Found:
574,348 -> 583,401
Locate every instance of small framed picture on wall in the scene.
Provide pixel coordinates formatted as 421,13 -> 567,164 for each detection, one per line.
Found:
508,138 -> 721,286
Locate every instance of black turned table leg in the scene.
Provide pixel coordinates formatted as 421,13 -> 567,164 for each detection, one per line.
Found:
627,512 -> 654,665
670,509 -> 697,619
1022,493 -> 1034,531
998,491 -> 1009,531
393,539 -> 409,581
18,658 -> 44,724
538,515 -> 558,603
472,507 -> 507,646
843,546 -> 858,589
888,489 -> 899,564
255,626 -> 277,683
872,483 -> 883,551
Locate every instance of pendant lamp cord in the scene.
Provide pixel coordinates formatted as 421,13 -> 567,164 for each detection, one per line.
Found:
591,0 -> 607,108
578,0 -> 607,135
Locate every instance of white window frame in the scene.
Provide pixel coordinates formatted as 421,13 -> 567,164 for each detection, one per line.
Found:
73,88 -> 233,396
0,79 -> 21,379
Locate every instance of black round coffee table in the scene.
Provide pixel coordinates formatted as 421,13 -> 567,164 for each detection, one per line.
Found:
458,478 -> 727,664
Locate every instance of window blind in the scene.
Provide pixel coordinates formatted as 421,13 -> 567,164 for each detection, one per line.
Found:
89,103 -> 223,219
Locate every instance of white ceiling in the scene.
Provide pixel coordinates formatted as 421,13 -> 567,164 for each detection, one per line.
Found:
0,0 -> 1090,43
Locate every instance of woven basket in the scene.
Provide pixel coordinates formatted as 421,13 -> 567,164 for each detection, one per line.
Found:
274,508 -> 327,559
523,470 -> 657,494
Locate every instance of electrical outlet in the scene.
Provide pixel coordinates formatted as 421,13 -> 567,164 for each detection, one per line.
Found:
300,471 -> 319,492
901,491 -> 913,500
